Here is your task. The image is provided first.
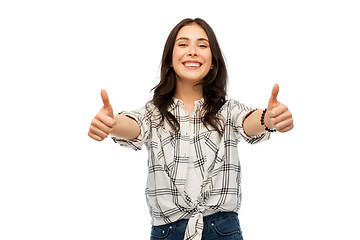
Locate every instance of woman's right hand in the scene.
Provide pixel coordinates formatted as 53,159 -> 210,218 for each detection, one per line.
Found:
88,89 -> 116,141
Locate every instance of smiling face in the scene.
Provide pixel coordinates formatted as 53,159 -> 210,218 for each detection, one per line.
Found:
172,23 -> 212,85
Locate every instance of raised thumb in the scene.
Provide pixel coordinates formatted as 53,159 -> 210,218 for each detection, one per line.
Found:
101,89 -> 113,115
269,83 -> 279,103
268,83 -> 279,110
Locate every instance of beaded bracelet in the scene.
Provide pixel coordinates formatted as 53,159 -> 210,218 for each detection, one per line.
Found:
261,108 -> 276,133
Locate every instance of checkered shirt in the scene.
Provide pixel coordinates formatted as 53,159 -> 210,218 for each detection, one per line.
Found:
112,98 -> 270,240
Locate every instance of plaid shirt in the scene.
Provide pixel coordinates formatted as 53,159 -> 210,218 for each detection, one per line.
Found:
112,98 -> 270,240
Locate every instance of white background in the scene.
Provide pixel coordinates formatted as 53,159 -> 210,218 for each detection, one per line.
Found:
1,0 -> 359,239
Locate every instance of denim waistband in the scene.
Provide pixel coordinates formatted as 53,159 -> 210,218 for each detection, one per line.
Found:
159,211 -> 238,229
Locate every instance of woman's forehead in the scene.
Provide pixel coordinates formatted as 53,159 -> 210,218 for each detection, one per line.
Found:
176,23 -> 208,40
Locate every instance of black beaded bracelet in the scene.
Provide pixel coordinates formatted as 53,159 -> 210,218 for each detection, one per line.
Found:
261,108 -> 276,133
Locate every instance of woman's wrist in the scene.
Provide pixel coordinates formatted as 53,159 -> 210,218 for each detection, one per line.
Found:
262,109 -> 276,132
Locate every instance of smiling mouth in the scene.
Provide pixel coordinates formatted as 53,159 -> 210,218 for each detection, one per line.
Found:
183,61 -> 202,68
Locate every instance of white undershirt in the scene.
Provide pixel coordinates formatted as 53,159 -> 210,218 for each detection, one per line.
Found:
184,154 -> 217,218
185,154 -> 201,201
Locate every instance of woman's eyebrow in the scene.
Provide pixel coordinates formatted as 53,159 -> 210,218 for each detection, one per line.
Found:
198,38 -> 209,42
175,37 -> 209,42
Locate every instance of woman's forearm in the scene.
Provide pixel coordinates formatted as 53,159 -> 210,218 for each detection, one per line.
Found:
243,109 -> 273,137
111,114 -> 141,140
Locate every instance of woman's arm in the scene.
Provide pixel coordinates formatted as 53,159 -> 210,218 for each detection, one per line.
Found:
88,89 -> 140,141
243,109 -> 269,137
111,114 -> 141,140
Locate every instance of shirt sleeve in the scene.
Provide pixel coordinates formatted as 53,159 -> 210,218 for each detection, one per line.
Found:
230,99 -> 271,144
111,105 -> 151,151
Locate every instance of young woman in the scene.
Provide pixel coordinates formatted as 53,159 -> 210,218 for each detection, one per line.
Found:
88,18 -> 293,240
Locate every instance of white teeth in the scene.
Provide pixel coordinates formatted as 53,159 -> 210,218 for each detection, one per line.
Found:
184,62 -> 201,67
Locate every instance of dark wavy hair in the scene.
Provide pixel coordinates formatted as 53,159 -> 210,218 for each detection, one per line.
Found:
151,18 -> 228,135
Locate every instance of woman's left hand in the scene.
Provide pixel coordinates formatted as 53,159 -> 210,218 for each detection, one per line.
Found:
265,84 -> 294,133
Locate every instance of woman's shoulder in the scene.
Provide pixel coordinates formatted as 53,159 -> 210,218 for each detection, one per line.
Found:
221,99 -> 246,109
225,99 -> 242,105
144,100 -> 159,113
122,100 -> 158,118
218,99 -> 253,116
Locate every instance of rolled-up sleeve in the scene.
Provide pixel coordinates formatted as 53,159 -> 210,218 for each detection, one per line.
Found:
111,106 -> 151,151
230,99 -> 271,144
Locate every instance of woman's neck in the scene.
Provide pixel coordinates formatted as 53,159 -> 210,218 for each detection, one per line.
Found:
173,79 -> 203,106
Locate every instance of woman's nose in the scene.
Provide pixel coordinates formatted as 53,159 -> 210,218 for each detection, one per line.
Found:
188,45 -> 197,56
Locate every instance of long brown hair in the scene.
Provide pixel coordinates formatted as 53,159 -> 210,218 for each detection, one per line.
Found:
151,18 -> 227,134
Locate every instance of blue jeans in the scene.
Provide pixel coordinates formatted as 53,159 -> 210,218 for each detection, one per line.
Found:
150,212 -> 243,240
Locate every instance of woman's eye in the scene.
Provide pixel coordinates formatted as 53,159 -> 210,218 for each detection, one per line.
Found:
199,44 -> 207,48
178,43 -> 187,47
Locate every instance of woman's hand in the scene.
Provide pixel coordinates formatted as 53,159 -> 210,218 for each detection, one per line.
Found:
88,89 -> 116,141
265,84 -> 294,133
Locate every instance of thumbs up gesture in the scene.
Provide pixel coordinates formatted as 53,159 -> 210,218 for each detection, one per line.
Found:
264,84 -> 294,133
88,89 -> 116,141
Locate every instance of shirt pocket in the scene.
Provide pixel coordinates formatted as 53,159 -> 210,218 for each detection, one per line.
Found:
202,130 -> 223,168
157,122 -> 175,141
154,124 -> 176,167
203,129 -> 221,152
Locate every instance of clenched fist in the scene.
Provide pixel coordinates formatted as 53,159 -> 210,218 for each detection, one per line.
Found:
88,89 -> 116,141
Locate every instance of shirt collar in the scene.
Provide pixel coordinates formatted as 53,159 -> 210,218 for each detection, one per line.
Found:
170,97 -> 205,111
